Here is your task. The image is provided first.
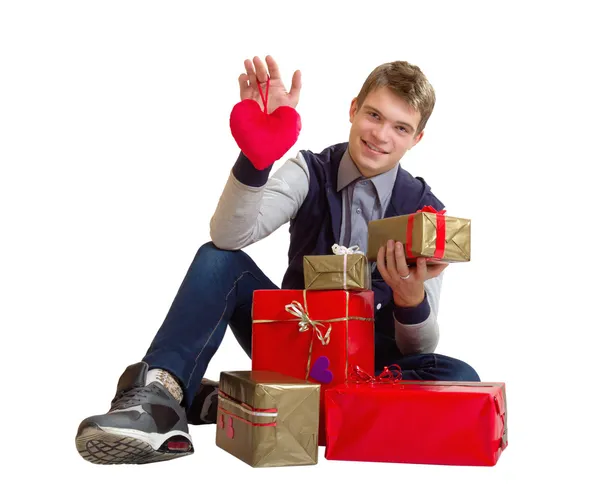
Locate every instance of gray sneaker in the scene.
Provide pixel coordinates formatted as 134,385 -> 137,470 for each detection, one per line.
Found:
76,362 -> 193,465
186,378 -> 219,425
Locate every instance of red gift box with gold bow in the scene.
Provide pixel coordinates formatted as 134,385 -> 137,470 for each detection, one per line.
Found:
251,290 -> 375,445
324,366 -> 508,466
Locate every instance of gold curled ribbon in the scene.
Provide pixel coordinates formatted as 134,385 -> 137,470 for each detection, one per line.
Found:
284,300 -> 332,346
253,290 -> 374,380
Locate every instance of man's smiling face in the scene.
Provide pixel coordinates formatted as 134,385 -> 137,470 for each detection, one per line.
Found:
348,86 -> 424,177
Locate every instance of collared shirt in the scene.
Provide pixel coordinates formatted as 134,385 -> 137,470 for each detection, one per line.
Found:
337,149 -> 399,255
213,147 -> 441,354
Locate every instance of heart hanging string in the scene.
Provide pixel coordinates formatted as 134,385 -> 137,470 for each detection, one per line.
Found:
256,76 -> 270,114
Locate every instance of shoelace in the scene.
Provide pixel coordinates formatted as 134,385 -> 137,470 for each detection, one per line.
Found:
110,385 -> 163,411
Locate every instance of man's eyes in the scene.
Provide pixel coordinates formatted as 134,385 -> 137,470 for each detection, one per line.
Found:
368,112 -> 407,133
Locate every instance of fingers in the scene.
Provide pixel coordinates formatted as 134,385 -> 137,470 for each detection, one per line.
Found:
385,240 -> 396,274
416,257 -> 428,279
244,56 -> 301,108
382,240 -> 411,280
417,257 -> 449,280
253,56 -> 269,84
376,245 -> 392,285
427,262 -> 449,279
392,240 -> 410,278
289,69 -> 302,102
265,55 -> 281,80
238,73 -> 250,99
244,59 -> 258,89
244,56 -> 273,89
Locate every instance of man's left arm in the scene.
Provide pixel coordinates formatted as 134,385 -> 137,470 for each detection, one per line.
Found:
392,274 -> 443,354
377,239 -> 449,355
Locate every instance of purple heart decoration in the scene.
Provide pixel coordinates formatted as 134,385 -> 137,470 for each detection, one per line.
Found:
309,356 -> 334,384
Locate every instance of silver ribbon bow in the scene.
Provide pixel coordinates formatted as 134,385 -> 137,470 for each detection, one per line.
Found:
331,244 -> 364,289
332,244 -> 364,255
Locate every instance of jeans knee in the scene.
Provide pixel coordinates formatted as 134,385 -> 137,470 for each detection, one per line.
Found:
193,241 -> 248,275
452,359 -> 480,382
196,241 -> 240,261
434,354 -> 481,382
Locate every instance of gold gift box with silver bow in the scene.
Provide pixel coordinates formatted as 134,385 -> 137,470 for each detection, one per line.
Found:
303,245 -> 371,291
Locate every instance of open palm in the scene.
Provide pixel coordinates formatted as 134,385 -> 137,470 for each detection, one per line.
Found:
239,55 -> 302,113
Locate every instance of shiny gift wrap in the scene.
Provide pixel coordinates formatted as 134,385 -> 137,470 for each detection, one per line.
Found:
366,206 -> 471,264
215,370 -> 320,467
324,368 -> 508,466
251,289 -> 375,445
303,252 -> 370,291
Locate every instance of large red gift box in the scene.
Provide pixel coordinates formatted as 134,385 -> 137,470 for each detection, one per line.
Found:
251,289 -> 375,444
324,373 -> 508,466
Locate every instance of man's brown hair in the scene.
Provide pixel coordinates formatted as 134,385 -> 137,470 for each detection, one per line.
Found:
355,61 -> 436,135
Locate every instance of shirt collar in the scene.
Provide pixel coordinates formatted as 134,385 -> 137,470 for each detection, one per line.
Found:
337,148 -> 399,205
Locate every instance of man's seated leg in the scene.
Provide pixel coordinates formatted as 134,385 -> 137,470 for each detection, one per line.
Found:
75,242 -> 278,464
377,352 -> 481,381
185,281 -> 260,425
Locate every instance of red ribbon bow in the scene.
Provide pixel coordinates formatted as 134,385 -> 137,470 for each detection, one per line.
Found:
348,364 -> 403,384
417,205 -> 446,215
406,205 -> 447,260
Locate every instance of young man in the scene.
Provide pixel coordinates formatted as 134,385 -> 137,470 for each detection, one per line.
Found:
76,56 -> 480,465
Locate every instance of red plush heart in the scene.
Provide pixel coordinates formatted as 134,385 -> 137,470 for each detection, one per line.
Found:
230,99 -> 301,170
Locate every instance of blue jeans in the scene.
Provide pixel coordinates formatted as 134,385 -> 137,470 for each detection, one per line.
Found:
143,242 -> 480,407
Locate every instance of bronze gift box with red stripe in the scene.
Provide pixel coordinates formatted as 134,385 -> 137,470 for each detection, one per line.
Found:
215,370 -> 320,467
366,206 -> 471,264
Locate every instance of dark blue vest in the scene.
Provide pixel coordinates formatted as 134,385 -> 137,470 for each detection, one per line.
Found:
281,142 -> 445,313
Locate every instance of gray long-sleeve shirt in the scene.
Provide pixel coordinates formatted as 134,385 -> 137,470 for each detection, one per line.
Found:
210,151 -> 442,354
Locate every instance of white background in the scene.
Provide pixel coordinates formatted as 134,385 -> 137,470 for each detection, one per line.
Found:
1,0 -> 598,491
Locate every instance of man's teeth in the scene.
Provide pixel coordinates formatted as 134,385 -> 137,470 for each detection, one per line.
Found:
365,141 -> 385,153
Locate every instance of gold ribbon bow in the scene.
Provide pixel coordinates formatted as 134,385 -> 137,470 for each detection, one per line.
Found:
284,300 -> 331,346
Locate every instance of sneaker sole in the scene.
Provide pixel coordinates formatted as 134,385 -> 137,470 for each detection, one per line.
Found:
76,423 -> 194,465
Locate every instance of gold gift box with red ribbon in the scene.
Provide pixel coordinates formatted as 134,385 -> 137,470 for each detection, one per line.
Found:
215,370 -> 320,467
366,206 -> 471,264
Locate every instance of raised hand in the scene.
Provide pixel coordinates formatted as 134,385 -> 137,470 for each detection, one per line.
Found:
238,55 -> 302,113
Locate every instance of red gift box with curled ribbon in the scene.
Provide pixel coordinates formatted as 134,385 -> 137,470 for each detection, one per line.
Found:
324,366 -> 508,466
251,289 -> 375,445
